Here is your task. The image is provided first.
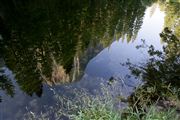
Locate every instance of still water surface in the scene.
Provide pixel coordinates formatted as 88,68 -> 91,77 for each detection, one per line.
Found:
0,1 -> 179,119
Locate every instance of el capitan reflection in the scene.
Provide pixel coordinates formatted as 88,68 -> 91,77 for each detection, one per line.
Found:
0,0 -> 157,101
0,0 -> 179,119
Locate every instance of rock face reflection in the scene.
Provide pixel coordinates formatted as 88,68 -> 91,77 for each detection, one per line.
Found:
38,57 -> 70,86
0,0 -> 179,102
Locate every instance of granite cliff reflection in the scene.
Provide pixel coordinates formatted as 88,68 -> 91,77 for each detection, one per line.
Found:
0,0 -> 177,101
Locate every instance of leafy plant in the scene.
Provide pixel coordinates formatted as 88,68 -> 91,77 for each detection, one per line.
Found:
127,28 -> 180,108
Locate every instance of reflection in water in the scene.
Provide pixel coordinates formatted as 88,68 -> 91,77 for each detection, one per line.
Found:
158,1 -> 180,38
0,0 -> 179,119
38,56 -> 70,86
0,0 -> 154,99
0,67 -> 14,102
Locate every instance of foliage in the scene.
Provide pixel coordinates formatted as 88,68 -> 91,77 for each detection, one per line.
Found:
74,107 -> 120,120
127,28 -> 180,107
73,104 -> 179,120
124,105 -> 179,120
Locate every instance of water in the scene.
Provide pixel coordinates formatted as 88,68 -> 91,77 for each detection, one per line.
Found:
0,1 -> 179,119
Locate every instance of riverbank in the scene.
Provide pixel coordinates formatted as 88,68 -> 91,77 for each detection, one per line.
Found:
24,85 -> 179,120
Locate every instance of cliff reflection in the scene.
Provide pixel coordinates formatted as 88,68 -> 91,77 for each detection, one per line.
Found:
0,0 -> 173,101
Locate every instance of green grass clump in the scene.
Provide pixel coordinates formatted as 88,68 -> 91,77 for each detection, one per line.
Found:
73,104 -> 179,120
73,105 -> 121,120
124,106 -> 179,120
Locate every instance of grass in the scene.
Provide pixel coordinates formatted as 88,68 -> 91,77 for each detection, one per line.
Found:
24,84 -> 179,120
72,102 -> 179,120
73,104 -> 121,120
72,95 -> 179,120
123,106 -> 179,120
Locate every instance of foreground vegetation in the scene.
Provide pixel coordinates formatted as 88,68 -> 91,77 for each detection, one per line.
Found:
25,86 -> 179,120
74,105 -> 178,120
126,27 -> 180,109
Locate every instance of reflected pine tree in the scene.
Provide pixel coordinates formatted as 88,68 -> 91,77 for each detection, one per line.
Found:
0,68 -> 15,102
158,0 -> 180,38
0,0 -> 156,98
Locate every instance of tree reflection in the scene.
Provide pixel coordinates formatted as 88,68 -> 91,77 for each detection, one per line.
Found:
158,0 -> 180,38
0,0 -> 161,99
0,68 -> 15,102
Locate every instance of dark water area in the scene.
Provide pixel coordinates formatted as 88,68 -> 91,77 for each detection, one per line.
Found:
0,0 -> 179,119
